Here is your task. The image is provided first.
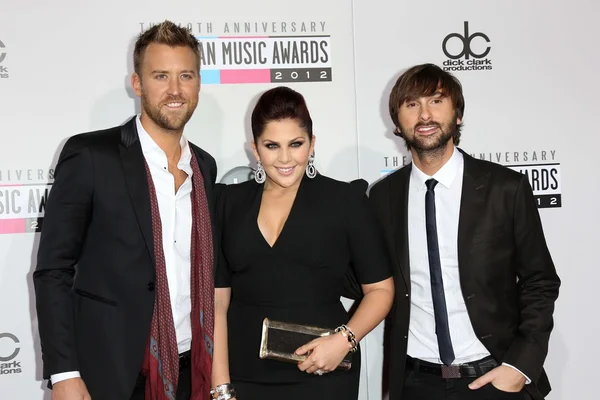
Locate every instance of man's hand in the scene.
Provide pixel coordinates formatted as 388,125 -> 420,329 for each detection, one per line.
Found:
52,378 -> 91,400
469,365 -> 526,393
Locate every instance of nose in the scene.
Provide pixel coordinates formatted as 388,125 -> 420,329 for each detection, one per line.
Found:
167,76 -> 181,96
278,147 -> 291,164
419,104 -> 432,121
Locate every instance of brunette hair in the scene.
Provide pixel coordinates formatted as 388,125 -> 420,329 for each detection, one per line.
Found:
251,86 -> 313,141
389,63 -> 465,144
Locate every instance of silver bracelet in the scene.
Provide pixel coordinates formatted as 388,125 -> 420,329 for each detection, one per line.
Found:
210,383 -> 236,400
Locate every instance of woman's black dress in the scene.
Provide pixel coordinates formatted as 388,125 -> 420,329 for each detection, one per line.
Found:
216,174 -> 392,399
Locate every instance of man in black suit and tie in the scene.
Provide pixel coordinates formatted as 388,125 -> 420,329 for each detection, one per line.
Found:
369,64 -> 560,400
33,21 -> 219,400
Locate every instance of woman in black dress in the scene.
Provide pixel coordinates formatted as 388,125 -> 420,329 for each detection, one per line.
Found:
211,86 -> 394,400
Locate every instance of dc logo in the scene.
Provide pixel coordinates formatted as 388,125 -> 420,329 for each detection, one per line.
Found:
0,333 -> 20,362
0,40 -> 6,64
442,22 -> 490,60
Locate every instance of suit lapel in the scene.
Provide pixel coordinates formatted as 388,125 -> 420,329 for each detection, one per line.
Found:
457,151 -> 489,273
391,165 -> 412,293
119,117 -> 155,263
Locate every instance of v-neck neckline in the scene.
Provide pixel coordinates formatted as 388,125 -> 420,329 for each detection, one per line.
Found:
255,174 -> 307,249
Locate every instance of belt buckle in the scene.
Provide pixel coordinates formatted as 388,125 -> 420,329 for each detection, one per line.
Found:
441,365 -> 461,379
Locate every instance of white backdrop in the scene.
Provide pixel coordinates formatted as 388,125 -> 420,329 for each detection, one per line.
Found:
0,0 -> 598,399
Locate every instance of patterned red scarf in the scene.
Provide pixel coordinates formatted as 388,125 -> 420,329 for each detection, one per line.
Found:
141,150 -> 214,400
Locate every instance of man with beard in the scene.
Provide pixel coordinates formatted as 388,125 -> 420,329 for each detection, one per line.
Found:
368,64 -> 560,400
34,21 -> 220,400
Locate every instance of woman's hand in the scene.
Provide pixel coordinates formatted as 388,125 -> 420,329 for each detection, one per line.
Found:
295,332 -> 350,374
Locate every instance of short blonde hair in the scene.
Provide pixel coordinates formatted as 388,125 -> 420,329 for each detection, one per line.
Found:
133,20 -> 200,75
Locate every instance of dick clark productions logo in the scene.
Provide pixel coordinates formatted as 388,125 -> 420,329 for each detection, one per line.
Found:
442,22 -> 492,71
0,39 -> 8,79
0,332 -> 22,375
0,40 -> 6,63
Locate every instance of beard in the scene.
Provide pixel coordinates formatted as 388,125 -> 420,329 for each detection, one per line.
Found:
400,118 -> 458,155
141,93 -> 197,133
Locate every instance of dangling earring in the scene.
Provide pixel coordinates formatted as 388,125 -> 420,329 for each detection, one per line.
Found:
305,154 -> 317,179
254,161 -> 266,184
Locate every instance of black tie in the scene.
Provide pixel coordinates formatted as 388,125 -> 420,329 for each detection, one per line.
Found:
425,178 -> 455,366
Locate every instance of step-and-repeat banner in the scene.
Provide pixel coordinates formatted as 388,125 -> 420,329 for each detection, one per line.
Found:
1,1 -> 597,399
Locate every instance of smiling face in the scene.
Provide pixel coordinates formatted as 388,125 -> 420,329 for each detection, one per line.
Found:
132,43 -> 200,134
252,118 -> 315,190
396,90 -> 461,155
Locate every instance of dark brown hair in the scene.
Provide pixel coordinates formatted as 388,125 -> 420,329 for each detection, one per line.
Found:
251,86 -> 313,142
133,21 -> 201,75
389,63 -> 465,144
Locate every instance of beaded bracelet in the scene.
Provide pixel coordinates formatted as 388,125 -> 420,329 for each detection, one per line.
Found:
335,324 -> 358,353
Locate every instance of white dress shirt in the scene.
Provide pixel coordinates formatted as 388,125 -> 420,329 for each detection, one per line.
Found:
407,147 -> 490,364
406,147 -> 529,382
51,116 -> 193,385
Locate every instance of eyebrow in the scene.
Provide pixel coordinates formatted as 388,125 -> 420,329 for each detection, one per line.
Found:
405,91 -> 446,102
150,69 -> 197,75
262,136 -> 306,144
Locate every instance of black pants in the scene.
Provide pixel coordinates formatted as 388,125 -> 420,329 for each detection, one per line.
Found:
402,357 -> 531,400
129,364 -> 192,400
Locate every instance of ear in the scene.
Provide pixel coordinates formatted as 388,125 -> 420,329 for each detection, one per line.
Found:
250,141 -> 260,163
309,135 -> 316,156
455,109 -> 463,125
131,72 -> 142,97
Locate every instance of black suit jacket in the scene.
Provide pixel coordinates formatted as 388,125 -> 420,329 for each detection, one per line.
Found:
33,117 -> 218,400
368,149 -> 560,400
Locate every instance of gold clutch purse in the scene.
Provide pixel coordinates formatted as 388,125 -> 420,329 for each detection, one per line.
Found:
258,318 -> 352,370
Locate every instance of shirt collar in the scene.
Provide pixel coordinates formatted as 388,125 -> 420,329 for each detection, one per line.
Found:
410,146 -> 463,191
136,115 -> 192,171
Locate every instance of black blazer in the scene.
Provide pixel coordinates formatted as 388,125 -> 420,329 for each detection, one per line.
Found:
33,117 -> 218,400
368,149 -> 560,400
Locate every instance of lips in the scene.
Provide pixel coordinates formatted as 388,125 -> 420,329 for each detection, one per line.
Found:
162,97 -> 187,108
275,166 -> 295,176
415,125 -> 439,135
